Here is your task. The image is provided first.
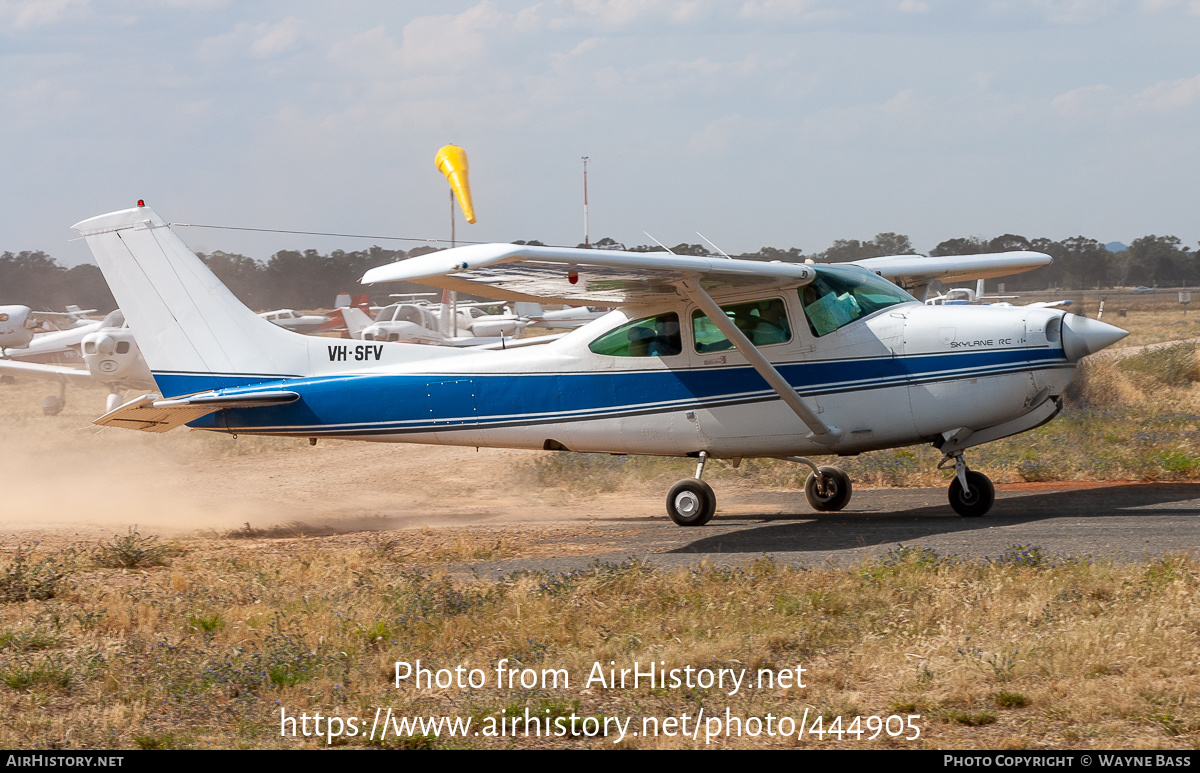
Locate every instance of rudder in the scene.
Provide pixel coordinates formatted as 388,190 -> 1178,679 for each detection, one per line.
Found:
72,203 -> 311,397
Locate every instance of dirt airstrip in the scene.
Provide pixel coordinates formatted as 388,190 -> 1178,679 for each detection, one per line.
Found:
2,378 -> 1198,570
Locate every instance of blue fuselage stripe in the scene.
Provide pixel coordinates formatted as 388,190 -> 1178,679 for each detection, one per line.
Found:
171,347 -> 1068,435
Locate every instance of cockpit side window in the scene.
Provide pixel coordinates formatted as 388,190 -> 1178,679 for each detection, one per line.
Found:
799,266 -> 915,337
397,307 -> 424,325
691,298 -> 791,353
588,312 -> 682,357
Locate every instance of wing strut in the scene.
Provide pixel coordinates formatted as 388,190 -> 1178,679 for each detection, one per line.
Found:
679,279 -> 842,446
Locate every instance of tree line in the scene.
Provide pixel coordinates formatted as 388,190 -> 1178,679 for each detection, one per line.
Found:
3,232 -> 1196,313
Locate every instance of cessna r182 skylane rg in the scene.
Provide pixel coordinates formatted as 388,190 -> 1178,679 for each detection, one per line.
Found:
76,203 -> 1129,525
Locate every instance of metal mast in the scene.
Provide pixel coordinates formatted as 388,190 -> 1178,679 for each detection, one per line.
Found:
581,156 -> 590,247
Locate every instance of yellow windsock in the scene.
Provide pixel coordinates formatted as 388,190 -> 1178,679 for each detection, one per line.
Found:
435,144 -> 475,224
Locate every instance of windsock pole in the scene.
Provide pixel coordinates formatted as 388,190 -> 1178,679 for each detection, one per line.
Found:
449,190 -> 456,335
582,156 -> 590,248
436,144 -> 474,337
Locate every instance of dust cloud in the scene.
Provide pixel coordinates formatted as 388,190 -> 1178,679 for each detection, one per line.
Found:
0,379 -> 568,545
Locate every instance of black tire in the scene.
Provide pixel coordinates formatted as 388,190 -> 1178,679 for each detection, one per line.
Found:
666,479 -> 716,526
804,466 -> 853,512
948,470 -> 995,517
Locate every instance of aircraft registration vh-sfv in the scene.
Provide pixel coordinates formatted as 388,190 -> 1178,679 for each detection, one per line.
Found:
75,203 -> 1129,526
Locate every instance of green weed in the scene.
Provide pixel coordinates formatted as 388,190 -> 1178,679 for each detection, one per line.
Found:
0,546 -> 75,602
92,528 -> 174,569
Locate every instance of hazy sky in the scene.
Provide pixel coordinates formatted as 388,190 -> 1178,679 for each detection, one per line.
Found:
2,0 -> 1198,267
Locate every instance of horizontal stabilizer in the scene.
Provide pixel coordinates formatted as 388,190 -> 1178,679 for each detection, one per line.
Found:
94,390 -> 299,433
362,244 -> 817,305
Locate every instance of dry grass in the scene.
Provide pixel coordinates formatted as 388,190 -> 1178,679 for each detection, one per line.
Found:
0,538 -> 1196,749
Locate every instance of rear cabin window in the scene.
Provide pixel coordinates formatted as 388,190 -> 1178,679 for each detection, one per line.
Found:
799,266 -> 915,337
691,298 -> 791,353
588,313 -> 682,357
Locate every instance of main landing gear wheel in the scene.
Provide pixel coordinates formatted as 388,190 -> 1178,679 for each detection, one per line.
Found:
948,470 -> 995,517
666,479 -> 716,526
804,466 -> 853,512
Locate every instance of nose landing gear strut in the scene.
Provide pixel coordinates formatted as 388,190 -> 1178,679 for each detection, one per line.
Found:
939,452 -> 995,517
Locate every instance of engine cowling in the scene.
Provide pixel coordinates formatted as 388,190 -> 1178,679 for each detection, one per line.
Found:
0,305 -> 36,349
81,329 -> 154,388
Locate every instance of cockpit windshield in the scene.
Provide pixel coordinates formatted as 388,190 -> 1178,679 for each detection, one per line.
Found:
799,265 -> 916,337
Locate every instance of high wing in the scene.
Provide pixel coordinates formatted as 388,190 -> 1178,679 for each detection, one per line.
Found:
361,244 -> 1050,304
361,244 -> 817,305
93,390 -> 300,433
851,251 -> 1052,289
0,359 -> 96,387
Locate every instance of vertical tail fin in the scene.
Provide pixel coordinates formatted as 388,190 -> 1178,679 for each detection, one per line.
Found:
72,204 -> 311,396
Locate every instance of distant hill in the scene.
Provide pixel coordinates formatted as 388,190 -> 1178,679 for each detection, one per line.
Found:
1105,241 -> 1127,253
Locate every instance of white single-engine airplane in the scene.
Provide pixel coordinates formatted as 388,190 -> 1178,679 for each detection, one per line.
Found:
925,279 -> 1072,309
1,304 -> 98,353
0,305 -> 39,351
258,308 -> 331,334
0,309 -> 155,413
77,203 -> 1128,525
360,297 -> 529,346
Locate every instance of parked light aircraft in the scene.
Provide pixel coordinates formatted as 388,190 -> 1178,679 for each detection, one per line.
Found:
36,305 -> 100,331
317,294 -> 374,338
0,305 -> 39,351
0,309 -> 154,414
258,308 -> 330,333
0,305 -> 99,352
925,279 -> 1071,309
77,203 -> 1129,524
360,298 -> 529,346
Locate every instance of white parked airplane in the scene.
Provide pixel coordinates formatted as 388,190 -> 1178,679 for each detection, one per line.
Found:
77,203 -> 1127,525
0,309 -> 155,414
0,304 -> 98,353
925,279 -> 1071,309
258,308 -> 330,333
37,305 -> 99,331
361,298 -> 529,346
0,305 -> 39,351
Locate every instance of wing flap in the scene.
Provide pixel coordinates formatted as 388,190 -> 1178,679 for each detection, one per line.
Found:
361,244 -> 816,304
94,390 -> 300,433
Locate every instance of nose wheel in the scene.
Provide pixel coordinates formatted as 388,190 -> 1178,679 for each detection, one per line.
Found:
940,453 -> 995,517
804,466 -> 853,512
42,381 -> 66,416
